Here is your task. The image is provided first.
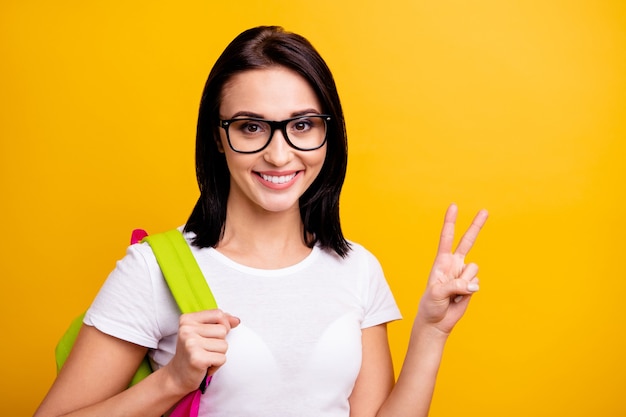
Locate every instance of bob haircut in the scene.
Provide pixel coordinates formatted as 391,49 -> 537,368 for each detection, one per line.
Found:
184,26 -> 351,257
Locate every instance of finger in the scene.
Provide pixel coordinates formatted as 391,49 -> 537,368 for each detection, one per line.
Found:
200,338 -> 229,356
183,333 -> 229,353
184,309 -> 238,329
210,311 -> 241,330
453,275 -> 480,302
178,322 -> 225,346
179,311 -> 234,339
437,272 -> 479,300
453,293 -> 476,304
185,341 -> 228,370
198,342 -> 230,377
437,203 -> 458,255
211,312 -> 240,332
193,316 -> 240,339
459,262 -> 479,282
454,209 -> 489,257
228,314 -> 241,329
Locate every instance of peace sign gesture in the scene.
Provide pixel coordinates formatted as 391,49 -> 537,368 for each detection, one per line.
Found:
417,204 -> 489,335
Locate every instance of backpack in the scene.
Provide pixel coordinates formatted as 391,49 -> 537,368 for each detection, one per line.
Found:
55,228 -> 218,388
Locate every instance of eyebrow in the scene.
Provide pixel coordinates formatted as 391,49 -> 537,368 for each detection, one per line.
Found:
226,108 -> 322,120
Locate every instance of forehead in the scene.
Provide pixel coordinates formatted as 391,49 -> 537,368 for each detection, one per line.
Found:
220,66 -> 322,118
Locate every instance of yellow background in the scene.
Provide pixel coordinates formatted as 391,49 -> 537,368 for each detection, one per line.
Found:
1,0 -> 625,415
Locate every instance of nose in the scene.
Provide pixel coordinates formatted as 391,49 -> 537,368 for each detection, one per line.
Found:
263,128 -> 293,166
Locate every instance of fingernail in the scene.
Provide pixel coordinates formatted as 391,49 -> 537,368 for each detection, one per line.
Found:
454,295 -> 464,303
468,283 -> 479,292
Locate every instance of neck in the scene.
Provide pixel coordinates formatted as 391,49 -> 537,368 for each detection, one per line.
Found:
216,197 -> 312,269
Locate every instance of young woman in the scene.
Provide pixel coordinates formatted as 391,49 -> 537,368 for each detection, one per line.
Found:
35,26 -> 488,417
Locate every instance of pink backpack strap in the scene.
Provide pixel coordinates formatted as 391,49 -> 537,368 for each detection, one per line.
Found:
170,376 -> 212,417
130,229 -> 148,244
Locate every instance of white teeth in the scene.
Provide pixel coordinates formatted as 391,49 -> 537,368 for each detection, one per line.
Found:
261,173 -> 297,184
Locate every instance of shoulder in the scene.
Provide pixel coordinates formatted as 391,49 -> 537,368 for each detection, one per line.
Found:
344,240 -> 384,271
134,226 -> 194,267
84,230 -> 186,347
111,239 -> 162,282
345,240 -> 378,260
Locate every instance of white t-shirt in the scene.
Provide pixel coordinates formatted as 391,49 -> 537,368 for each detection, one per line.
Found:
84,231 -> 401,417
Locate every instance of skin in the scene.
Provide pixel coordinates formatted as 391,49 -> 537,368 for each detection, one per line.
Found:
34,66 -> 489,417
214,67 -> 328,269
375,204 -> 488,417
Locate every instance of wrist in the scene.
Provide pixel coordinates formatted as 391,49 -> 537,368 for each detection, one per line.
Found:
412,313 -> 451,343
156,364 -> 195,399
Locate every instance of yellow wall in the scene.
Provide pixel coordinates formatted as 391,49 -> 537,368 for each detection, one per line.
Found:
2,1 -> 625,415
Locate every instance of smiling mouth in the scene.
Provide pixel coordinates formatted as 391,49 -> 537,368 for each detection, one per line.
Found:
258,172 -> 298,184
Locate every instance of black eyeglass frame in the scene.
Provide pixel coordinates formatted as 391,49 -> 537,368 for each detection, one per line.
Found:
219,114 -> 332,154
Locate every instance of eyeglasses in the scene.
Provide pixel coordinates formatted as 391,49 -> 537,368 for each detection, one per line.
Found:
219,114 -> 331,154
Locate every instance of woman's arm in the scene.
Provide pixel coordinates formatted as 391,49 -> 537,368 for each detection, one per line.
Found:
349,324 -> 395,417
35,310 -> 239,417
360,204 -> 488,417
376,318 -> 448,417
34,324 -> 183,417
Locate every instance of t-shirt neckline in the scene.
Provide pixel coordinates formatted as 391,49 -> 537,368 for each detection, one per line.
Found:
205,245 -> 321,277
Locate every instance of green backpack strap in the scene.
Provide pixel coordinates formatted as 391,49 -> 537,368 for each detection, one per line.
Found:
144,229 -> 217,313
55,229 -> 216,387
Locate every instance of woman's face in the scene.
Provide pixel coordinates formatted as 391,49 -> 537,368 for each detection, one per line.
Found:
218,66 -> 327,214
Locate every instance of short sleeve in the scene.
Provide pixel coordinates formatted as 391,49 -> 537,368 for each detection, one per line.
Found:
83,243 -> 178,348
358,246 -> 402,329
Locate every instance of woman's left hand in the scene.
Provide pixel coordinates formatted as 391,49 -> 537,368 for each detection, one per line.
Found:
417,204 -> 489,335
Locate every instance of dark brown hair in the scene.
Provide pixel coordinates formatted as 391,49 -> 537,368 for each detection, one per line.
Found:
184,26 -> 350,257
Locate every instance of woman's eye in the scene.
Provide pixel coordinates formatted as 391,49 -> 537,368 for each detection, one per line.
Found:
293,120 -> 312,132
239,121 -> 264,134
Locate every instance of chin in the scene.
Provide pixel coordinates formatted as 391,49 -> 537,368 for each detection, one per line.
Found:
255,198 -> 301,214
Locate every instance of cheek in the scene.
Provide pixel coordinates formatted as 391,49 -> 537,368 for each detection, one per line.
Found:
307,149 -> 327,181
314,148 -> 328,171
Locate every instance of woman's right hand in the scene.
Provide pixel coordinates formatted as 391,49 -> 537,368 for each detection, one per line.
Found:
163,309 -> 240,395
